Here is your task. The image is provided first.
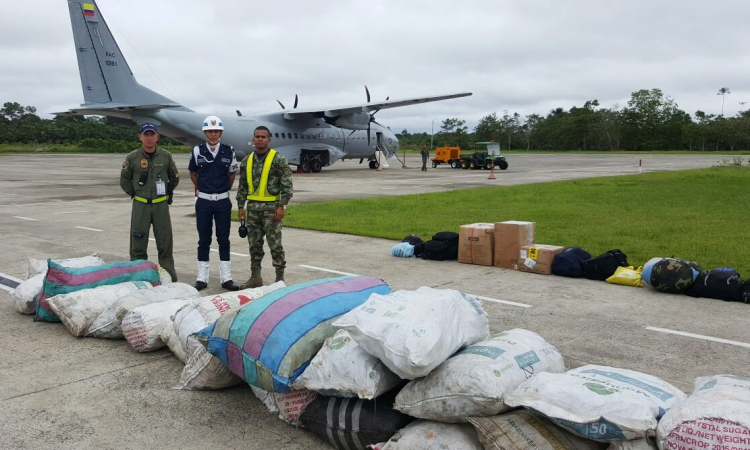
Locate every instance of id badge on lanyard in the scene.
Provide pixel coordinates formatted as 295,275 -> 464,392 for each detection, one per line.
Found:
156,177 -> 167,196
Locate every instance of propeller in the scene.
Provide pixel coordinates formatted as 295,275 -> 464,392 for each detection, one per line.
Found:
276,94 -> 299,110
364,86 -> 389,145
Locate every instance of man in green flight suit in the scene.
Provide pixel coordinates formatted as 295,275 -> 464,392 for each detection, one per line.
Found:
120,123 -> 180,281
236,126 -> 294,287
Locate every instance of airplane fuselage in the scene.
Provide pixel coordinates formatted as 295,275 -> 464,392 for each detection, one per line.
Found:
148,109 -> 398,164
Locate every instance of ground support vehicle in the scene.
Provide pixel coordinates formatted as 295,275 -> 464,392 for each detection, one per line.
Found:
459,151 -> 509,170
431,146 -> 462,168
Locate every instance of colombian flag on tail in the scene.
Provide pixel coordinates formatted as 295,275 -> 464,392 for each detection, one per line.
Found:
83,3 -> 95,17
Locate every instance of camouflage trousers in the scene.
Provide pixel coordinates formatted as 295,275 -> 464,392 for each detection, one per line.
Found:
246,209 -> 285,270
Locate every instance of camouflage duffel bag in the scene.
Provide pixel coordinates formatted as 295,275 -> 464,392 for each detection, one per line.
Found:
644,257 -> 703,294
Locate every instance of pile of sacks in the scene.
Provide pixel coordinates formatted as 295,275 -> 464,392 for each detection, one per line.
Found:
8,255 -> 750,450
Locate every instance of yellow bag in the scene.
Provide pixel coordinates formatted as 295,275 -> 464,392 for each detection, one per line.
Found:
606,265 -> 644,287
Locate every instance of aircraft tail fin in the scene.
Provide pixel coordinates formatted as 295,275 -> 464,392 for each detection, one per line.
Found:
66,0 -> 185,109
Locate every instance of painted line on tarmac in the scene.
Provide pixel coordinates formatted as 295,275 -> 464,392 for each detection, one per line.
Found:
473,295 -> 533,308
0,273 -> 22,292
13,216 -> 37,221
54,210 -> 92,215
646,326 -> 750,349
298,265 -> 360,277
75,226 -> 103,232
210,248 -> 249,257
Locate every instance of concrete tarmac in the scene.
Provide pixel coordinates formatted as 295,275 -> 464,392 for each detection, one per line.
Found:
0,153 -> 748,450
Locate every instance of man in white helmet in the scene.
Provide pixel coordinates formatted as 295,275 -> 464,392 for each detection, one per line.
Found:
188,115 -> 240,291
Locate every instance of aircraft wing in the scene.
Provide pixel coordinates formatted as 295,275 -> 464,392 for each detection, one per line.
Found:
53,103 -> 187,117
280,92 -> 472,120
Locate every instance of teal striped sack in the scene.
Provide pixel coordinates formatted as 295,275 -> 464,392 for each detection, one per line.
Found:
194,275 -> 390,393
35,259 -> 160,322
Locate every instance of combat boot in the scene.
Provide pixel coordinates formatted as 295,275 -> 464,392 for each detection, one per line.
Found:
241,263 -> 263,289
275,268 -> 285,283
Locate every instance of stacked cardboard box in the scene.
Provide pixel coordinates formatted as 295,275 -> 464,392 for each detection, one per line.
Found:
458,223 -> 495,266
493,221 -> 535,270
518,244 -> 566,275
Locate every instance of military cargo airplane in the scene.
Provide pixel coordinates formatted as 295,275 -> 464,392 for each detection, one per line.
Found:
58,0 -> 472,172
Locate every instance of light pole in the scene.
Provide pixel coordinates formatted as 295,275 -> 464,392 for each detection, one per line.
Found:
430,118 -> 436,151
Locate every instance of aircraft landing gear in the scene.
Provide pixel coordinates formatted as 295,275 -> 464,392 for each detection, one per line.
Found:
368,160 -> 379,169
311,160 -> 322,173
300,160 -> 311,173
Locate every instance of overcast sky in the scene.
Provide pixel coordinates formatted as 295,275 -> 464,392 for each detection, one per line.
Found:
1,0 -> 748,133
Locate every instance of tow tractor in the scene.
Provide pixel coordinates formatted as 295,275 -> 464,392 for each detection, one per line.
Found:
461,142 -> 509,170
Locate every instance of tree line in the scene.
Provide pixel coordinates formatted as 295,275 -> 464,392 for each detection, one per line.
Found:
0,101 -> 179,151
399,88 -> 750,151
3,88 -> 750,152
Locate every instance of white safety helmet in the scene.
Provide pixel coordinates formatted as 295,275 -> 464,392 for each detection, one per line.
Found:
202,115 -> 224,131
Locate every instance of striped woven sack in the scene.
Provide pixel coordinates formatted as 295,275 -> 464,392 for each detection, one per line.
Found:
193,275 -> 391,393
35,259 -> 160,322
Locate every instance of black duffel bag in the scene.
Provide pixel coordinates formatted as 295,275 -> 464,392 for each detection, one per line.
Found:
581,249 -> 629,281
551,247 -> 592,278
420,231 -> 459,261
689,268 -> 743,302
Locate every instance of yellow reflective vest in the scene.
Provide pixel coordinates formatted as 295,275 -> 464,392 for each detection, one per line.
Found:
246,149 -> 279,202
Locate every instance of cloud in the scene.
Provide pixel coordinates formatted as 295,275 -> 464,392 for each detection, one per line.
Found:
0,0 -> 748,133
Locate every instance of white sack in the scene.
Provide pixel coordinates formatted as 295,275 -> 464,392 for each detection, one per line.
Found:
87,283 -> 199,339
172,283 -> 285,390
250,386 -> 317,426
394,328 -> 565,422
469,410 -> 608,450
294,329 -> 402,399
609,439 -> 658,450
15,255 -> 106,314
13,273 -> 44,314
176,344 -> 243,389
656,375 -> 750,450
160,322 -> 189,363
122,299 -> 195,352
26,254 -> 104,278
46,281 -> 154,337
381,420 -> 483,450
333,286 -> 489,379
504,365 -> 686,442
158,267 -> 173,285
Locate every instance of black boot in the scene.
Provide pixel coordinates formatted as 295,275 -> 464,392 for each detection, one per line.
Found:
221,280 -> 240,291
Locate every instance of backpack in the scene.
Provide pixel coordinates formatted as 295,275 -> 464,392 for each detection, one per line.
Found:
689,268 -> 743,302
649,258 -> 703,294
420,231 -> 459,261
581,249 -> 629,281
402,235 -> 425,257
551,247 -> 592,278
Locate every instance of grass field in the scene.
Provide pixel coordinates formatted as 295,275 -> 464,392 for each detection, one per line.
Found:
284,166 -> 750,272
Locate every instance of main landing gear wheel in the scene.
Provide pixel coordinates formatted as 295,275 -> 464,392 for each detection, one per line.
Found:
311,160 -> 322,173
301,161 -> 311,173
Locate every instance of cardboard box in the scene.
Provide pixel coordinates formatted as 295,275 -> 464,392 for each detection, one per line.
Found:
518,244 -> 565,275
494,221 -> 535,269
458,223 -> 495,266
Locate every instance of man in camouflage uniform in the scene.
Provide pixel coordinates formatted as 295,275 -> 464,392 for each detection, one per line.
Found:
236,126 -> 293,287
120,123 -> 180,281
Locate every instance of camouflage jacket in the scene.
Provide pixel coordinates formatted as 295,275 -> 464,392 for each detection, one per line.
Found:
236,150 -> 293,212
120,147 -> 180,199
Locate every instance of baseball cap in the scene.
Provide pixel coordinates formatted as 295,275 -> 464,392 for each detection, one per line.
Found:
139,123 -> 158,134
